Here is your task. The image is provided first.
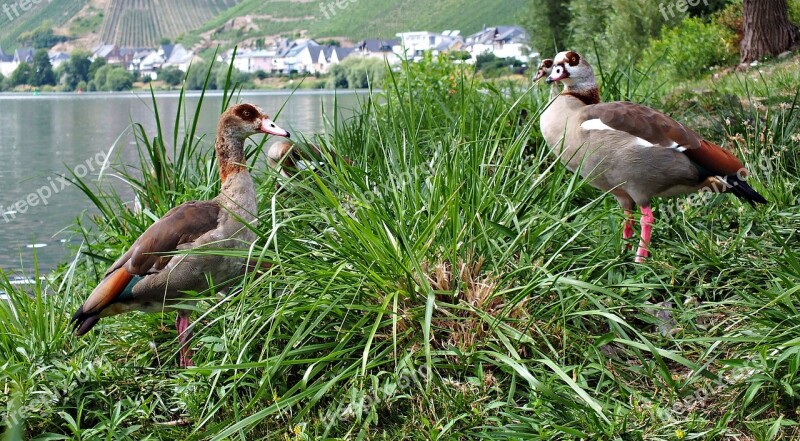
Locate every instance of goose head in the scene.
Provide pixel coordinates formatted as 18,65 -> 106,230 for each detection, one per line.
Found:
546,51 -> 596,88
532,58 -> 553,82
219,103 -> 290,140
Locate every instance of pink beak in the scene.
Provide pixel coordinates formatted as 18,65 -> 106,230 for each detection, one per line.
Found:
259,118 -> 290,138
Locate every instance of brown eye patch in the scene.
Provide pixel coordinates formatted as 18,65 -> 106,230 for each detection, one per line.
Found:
235,104 -> 260,121
565,51 -> 580,66
542,59 -> 553,68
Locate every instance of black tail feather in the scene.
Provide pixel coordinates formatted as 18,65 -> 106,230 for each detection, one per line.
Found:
725,174 -> 768,206
71,306 -> 101,336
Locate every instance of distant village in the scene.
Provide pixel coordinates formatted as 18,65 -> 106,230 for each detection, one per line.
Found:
0,26 -> 532,87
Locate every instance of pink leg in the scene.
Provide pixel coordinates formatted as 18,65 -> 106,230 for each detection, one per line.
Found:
635,206 -> 654,263
622,210 -> 635,250
176,314 -> 194,367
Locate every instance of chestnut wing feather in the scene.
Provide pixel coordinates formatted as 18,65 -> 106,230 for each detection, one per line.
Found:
582,102 -> 745,176
105,201 -> 221,277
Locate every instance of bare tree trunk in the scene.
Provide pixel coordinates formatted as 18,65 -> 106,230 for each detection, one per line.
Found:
740,0 -> 800,65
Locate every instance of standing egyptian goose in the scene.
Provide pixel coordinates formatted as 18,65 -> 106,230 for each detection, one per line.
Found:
72,104 -> 290,366
540,51 -> 767,262
533,59 -> 559,99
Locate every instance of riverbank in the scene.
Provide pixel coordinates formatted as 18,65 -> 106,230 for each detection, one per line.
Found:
1,55 -> 798,439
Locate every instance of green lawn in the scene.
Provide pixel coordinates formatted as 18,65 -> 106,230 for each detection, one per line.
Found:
1,53 -> 799,440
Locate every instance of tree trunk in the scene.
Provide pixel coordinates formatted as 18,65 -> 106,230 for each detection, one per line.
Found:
740,0 -> 800,64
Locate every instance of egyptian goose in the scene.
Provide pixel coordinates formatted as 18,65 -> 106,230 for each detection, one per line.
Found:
540,51 -> 767,262
267,139 -> 352,179
72,103 -> 290,366
533,58 -> 559,99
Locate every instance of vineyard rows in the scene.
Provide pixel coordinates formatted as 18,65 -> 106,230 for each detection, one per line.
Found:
100,0 -> 239,47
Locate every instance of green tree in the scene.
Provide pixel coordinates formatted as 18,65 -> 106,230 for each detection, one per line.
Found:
0,73 -> 7,91
105,68 -> 133,91
185,61 -> 215,90
327,63 -> 348,88
65,50 -> 92,90
88,57 -> 107,80
10,62 -> 32,87
519,0 -> 572,57
89,64 -> 133,91
31,49 -> 56,86
158,67 -> 184,86
215,64 -> 240,90
17,22 -> 67,49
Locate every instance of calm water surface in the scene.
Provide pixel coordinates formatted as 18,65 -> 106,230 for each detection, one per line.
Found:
0,90 -> 365,273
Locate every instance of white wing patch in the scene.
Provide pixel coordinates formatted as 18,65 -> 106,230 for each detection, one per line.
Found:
582,118 -> 655,147
580,119 -> 615,131
667,142 -> 687,152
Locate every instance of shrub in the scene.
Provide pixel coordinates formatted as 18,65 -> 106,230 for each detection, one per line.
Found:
89,64 -> 134,91
158,67 -> 184,86
325,57 -> 384,89
641,16 -> 736,81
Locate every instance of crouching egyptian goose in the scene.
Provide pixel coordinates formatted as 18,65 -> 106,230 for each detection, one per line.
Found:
533,58 -> 559,99
267,139 -> 352,179
540,51 -> 767,262
72,104 -> 290,366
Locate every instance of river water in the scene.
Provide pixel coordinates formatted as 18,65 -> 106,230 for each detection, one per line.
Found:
0,90 -> 365,273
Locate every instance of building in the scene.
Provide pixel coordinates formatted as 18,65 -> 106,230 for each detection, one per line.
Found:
162,44 -> 194,71
92,44 -> 123,64
230,49 -> 278,73
463,26 -> 532,62
354,39 -> 401,64
395,31 -> 462,61
0,46 -> 15,77
49,52 -> 70,69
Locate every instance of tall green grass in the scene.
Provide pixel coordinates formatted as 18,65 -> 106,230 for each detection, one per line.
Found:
1,54 -> 799,440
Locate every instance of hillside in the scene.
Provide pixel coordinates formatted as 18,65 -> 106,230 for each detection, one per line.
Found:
0,0 -> 526,51
184,0 -> 529,46
100,0 -> 239,47
0,0 -> 88,49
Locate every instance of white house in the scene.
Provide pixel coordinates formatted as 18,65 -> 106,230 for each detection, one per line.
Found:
0,46 -> 15,77
463,26 -> 532,62
354,39 -> 401,65
395,31 -> 463,61
48,51 -> 70,69
162,44 -> 194,71
228,49 -> 278,73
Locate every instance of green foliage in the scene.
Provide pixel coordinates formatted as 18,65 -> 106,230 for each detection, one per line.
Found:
474,52 -> 524,77
185,61 -> 214,89
519,0 -> 571,56
157,67 -> 184,86
89,64 -> 134,91
68,8 -> 104,36
325,57 -> 385,89
88,57 -> 107,79
9,63 -> 32,87
2,31 -> 800,441
642,16 -> 736,81
64,50 -> 92,91
30,49 -> 56,87
17,22 -> 67,49
0,0 -> 85,49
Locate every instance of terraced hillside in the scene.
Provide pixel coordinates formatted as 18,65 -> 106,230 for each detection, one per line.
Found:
101,0 -> 240,47
0,0 -> 527,52
188,0 -> 529,44
0,0 -> 88,49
